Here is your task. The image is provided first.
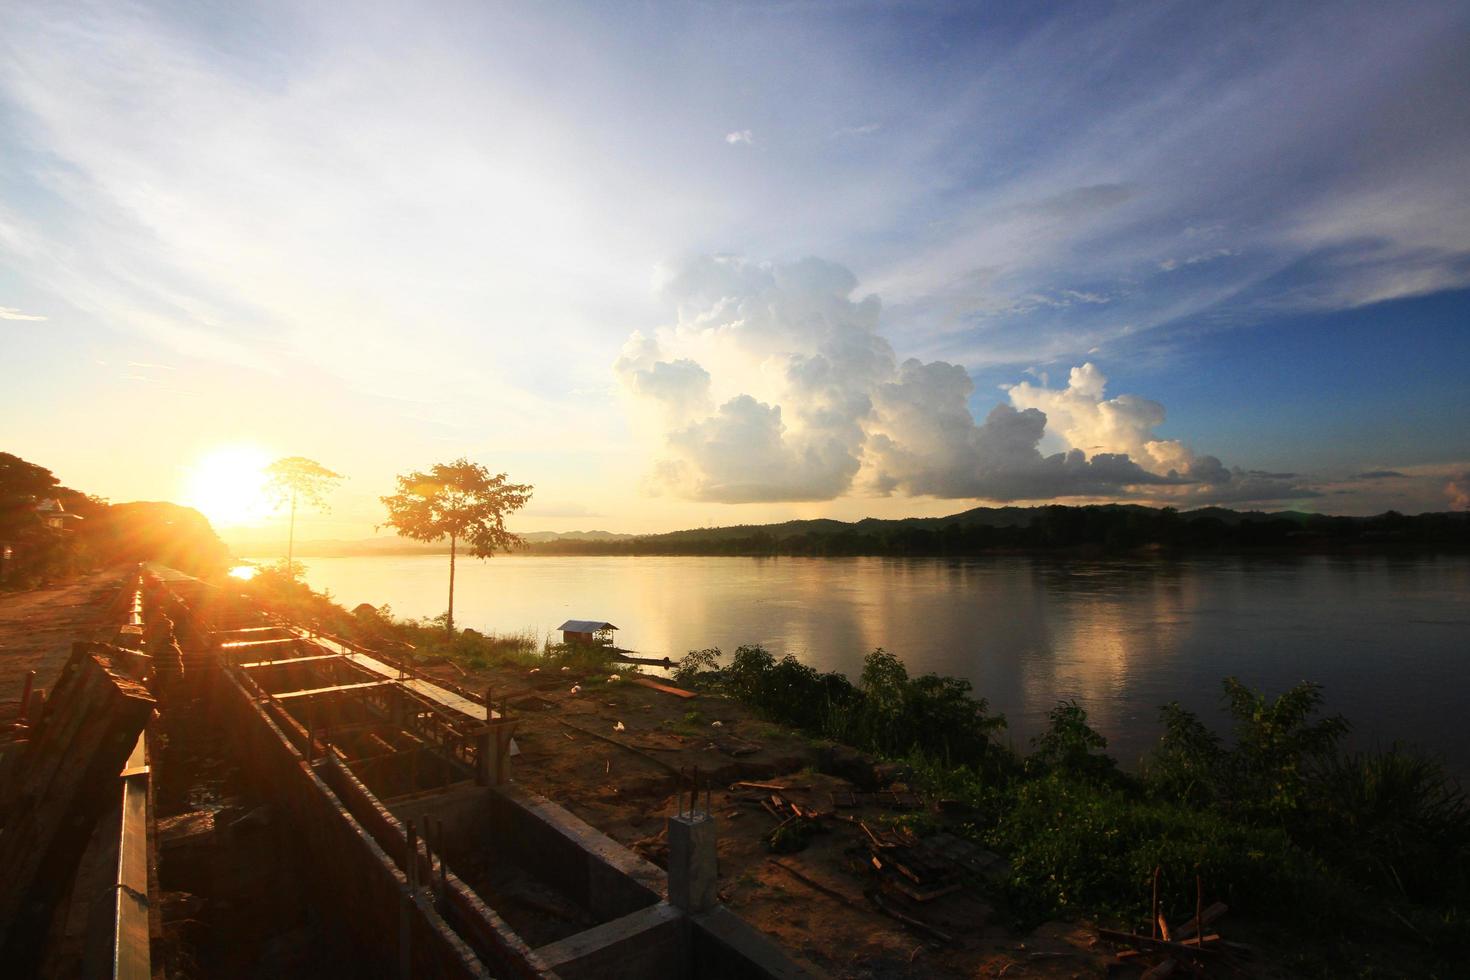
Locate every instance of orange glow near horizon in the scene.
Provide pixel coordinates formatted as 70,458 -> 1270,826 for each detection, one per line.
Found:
182,445 -> 274,528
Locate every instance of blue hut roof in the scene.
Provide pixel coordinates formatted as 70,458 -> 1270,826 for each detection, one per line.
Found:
558,620 -> 618,633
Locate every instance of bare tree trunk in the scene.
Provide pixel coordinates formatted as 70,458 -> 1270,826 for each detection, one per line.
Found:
286,487 -> 297,577
447,533 -> 456,636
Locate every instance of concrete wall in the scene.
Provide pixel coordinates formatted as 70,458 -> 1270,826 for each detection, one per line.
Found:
487,781 -> 666,922
221,671 -> 497,980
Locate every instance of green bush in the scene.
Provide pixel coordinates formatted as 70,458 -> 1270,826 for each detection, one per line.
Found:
672,647 -> 723,685
1027,699 -> 1119,783
985,772 -> 1325,923
1305,745 -> 1470,904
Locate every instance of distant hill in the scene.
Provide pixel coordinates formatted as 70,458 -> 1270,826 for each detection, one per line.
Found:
232,529 -> 637,558
228,506 -> 1469,560
519,530 -> 637,543
522,504 -> 1470,557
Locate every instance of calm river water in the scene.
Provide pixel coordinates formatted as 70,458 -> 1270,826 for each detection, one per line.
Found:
279,553 -> 1470,775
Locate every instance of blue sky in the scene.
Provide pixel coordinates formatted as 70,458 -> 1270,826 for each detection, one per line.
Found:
1,1 -> 1467,535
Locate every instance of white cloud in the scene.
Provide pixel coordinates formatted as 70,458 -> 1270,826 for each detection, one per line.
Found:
0,305 -> 46,321
1447,472 -> 1470,511
1158,249 -> 1237,272
617,255 -> 1312,506
1005,363 -> 1315,504
724,129 -> 753,145
656,395 -> 861,503
865,359 -> 1181,500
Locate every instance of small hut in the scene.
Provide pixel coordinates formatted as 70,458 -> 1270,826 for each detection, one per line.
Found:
557,620 -> 618,647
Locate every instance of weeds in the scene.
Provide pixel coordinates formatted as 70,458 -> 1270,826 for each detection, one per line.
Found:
688,641 -> 1469,961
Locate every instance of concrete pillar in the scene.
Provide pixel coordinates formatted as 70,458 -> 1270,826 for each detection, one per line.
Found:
480,721 -> 516,786
667,812 -> 718,913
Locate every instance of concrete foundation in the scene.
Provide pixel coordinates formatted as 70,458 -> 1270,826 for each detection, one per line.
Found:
148,571 -> 828,980
668,813 -> 719,913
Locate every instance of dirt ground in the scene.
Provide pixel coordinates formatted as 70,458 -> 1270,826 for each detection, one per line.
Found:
417,657 -> 1149,980
0,569 -> 127,711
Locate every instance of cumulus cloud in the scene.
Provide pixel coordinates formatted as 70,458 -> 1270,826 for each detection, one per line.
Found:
724,130 -> 753,145
0,305 -> 46,321
657,395 -> 862,502
614,331 -> 711,420
616,255 -> 1320,507
1006,363 -> 1314,504
1447,472 -> 1470,511
865,360 -> 1181,499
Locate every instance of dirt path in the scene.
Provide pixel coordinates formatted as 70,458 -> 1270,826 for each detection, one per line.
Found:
0,568 -> 127,704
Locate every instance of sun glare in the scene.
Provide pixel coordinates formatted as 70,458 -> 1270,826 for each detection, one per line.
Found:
183,446 -> 274,528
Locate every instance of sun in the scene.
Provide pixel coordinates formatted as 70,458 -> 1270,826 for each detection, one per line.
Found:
183,445 -> 274,528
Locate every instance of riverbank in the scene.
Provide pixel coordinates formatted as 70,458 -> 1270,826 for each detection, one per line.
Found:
231,564 -> 1469,978
268,550 -> 1470,780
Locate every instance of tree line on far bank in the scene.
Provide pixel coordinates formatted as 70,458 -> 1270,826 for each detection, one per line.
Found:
526,505 -> 1470,557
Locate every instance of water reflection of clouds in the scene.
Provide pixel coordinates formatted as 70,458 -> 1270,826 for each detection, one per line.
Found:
294,553 -> 1470,779
1019,564 -> 1195,762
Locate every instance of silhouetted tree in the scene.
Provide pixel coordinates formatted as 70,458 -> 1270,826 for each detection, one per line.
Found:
265,457 -> 343,574
379,459 -> 532,634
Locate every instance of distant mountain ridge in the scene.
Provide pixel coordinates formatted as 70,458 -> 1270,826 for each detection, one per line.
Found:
229,529 -> 636,557
228,505 -> 1468,559
522,504 -> 1469,556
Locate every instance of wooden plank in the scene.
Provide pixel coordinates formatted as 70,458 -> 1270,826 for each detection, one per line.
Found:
1173,901 -> 1227,941
628,677 -> 697,699
0,644 -> 156,970
1097,929 -> 1220,959
220,637 -> 301,650
238,652 -> 346,670
115,734 -> 151,980
272,679 -> 396,701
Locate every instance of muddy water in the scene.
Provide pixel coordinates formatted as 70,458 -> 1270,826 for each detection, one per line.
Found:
277,553 -> 1470,776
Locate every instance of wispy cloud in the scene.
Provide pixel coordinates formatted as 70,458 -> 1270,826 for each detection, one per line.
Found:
724,129 -> 754,145
0,305 -> 46,321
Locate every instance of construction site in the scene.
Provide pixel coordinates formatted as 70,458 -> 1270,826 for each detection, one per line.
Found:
1,565 -> 1281,980
0,566 -> 828,978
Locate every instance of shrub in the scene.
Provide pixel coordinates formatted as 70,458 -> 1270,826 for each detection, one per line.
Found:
1143,701 -> 1226,806
1027,699 -> 1118,783
1222,676 -> 1348,820
1305,745 -> 1470,904
984,772 -> 1325,923
672,647 -> 723,685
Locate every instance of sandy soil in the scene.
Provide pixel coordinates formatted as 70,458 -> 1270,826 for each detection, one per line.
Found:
416,658 -> 1142,979
0,569 -> 127,710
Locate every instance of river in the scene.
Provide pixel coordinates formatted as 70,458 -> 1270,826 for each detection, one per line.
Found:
271,553 -> 1470,776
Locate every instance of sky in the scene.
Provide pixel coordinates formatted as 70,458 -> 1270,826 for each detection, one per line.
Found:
2,0 -> 1467,542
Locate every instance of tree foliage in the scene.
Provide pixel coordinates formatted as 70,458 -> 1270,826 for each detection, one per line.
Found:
379,459 -> 532,556
379,458 -> 532,632
265,456 -> 343,509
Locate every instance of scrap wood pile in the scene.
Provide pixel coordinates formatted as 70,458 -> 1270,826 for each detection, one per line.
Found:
828,786 -> 923,810
727,780 -> 830,851
1097,868 -> 1251,977
862,824 -> 1003,903
739,776 -> 1007,946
